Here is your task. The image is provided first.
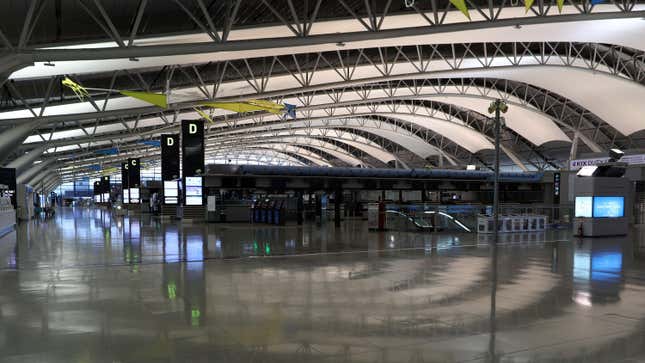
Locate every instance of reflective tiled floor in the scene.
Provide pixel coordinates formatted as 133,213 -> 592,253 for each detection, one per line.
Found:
2,208 -> 645,362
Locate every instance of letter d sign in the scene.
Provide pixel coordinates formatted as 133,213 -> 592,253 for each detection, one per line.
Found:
189,123 -> 197,134
167,137 -> 174,146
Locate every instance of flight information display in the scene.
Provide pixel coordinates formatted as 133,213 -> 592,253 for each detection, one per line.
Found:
129,188 -> 140,204
574,196 -> 593,218
593,196 -> 624,218
164,181 -> 178,205
185,177 -> 203,206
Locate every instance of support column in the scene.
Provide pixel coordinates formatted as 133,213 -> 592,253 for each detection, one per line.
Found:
0,120 -> 42,165
334,188 -> 342,227
296,191 -> 303,225
5,146 -> 47,174
568,132 -> 580,167
17,158 -> 55,185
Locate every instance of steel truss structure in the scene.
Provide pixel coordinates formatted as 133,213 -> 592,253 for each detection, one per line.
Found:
0,1 -> 644,186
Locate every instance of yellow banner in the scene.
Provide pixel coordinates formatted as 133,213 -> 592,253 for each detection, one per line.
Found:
450,0 -> 470,19
119,91 -> 168,108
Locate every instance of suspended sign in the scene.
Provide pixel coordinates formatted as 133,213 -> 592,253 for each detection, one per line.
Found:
182,120 -> 204,207
128,158 -> 141,204
161,134 -> 180,181
121,161 -> 129,204
569,153 -> 645,170
182,120 -> 204,177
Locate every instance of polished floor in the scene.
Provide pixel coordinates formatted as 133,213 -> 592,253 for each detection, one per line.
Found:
1,208 -> 645,362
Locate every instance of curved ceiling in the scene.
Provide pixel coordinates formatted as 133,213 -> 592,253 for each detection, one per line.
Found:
9,7 -> 645,80
1,2 -> 644,179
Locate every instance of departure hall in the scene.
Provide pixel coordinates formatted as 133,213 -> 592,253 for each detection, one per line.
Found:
1,1 -> 645,362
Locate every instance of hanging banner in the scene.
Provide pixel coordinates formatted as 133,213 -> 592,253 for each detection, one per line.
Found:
161,134 -> 180,181
121,161 -> 129,204
181,120 -> 204,177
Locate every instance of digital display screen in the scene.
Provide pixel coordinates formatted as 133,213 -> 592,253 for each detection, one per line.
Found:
593,196 -> 624,218
186,177 -> 202,187
186,196 -> 203,206
164,181 -> 178,196
186,186 -> 202,196
575,196 -> 593,218
129,188 -> 140,204
185,177 -> 202,205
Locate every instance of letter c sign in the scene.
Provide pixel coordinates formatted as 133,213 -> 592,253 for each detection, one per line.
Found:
131,159 -> 137,166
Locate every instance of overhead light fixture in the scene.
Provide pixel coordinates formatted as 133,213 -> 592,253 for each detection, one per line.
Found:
466,165 -> 477,170
577,165 -> 597,177
609,148 -> 624,162
336,41 -> 345,47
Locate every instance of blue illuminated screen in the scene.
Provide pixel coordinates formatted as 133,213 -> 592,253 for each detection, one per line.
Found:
592,196 -> 624,218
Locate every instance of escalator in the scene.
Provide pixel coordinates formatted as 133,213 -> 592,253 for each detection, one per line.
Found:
385,210 -> 473,233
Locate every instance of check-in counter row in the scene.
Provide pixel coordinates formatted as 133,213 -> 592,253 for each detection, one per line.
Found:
477,215 -> 547,233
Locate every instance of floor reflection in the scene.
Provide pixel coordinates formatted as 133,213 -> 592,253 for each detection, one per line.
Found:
0,208 -> 644,362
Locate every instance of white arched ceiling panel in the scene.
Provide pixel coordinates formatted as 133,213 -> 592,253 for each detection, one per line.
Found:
214,106 -> 490,153
422,95 -> 571,145
210,137 -> 364,167
0,57 -> 613,121
224,129 -> 397,164
221,145 -> 333,167
371,113 -> 494,153
205,149 -> 309,166
215,117 -> 440,159
260,136 -> 367,167
11,8 -> 645,79
430,66 -> 645,136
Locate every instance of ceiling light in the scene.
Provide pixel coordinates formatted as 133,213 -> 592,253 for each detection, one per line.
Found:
609,148 -> 624,162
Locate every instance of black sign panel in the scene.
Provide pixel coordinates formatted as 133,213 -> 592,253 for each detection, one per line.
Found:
553,172 -> 561,204
182,120 -> 204,177
121,162 -> 129,189
101,176 -> 110,194
161,134 -> 180,180
93,181 -> 100,195
128,158 -> 141,188
0,168 -> 17,208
